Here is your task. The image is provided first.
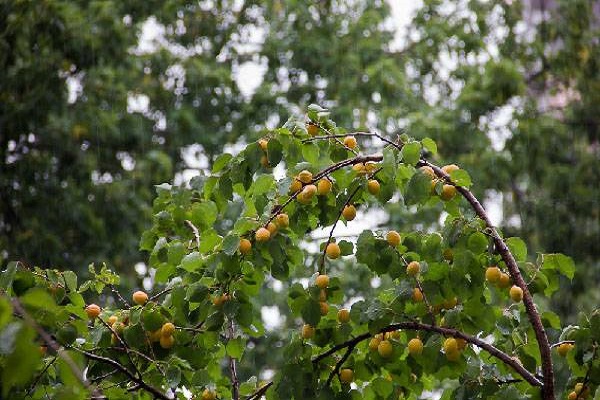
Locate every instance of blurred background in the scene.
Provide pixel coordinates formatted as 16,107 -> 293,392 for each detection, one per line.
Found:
1,0 -> 599,330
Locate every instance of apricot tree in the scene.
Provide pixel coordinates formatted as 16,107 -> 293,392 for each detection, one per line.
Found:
1,106 -> 598,400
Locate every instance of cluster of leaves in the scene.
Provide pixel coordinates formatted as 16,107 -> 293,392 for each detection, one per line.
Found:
1,109 -> 599,400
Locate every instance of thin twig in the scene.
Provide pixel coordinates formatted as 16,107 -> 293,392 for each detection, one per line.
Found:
246,381 -> 273,400
108,284 -> 130,308
319,184 -> 362,274
185,219 -> 201,250
26,356 -> 58,397
326,343 -> 355,386
97,318 -> 142,380
148,287 -> 172,302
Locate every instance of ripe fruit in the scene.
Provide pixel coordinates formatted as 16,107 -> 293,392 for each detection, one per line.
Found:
315,274 -> 330,289
85,304 -> 101,320
342,205 -> 356,221
258,139 -> 269,151
419,165 -> 435,179
352,163 -> 367,175
302,324 -> 315,339
440,184 -> 457,201
161,322 -> 175,337
339,368 -> 354,383
456,338 -> 467,351
443,338 -> 458,354
239,238 -> 252,255
386,231 -> 401,247
325,242 -> 341,259
406,261 -> 420,276
159,335 -> 175,349
107,315 -> 118,326
201,389 -> 216,400
498,273 -> 511,288
132,291 -> 148,305
368,337 -> 381,351
255,227 -> 271,242
317,178 -> 332,195
445,349 -> 460,362
212,294 -> 229,307
319,302 -> 329,316
149,329 -> 161,343
266,222 -> 278,235
319,289 -> 327,302
408,338 -> 423,356
365,162 -> 378,173
300,184 -> 317,202
338,309 -> 350,323
378,340 -> 393,358
276,213 -> 289,228
441,164 -> 459,175
442,297 -> 458,310
443,248 -> 454,262
574,383 -> 583,394
367,179 -> 380,195
557,342 -> 574,357
260,155 -> 269,168
485,266 -> 501,283
289,179 -> 302,193
307,123 -> 319,136
343,135 -> 357,149
412,287 -> 424,302
389,330 -> 401,340
510,285 -> 523,302
568,392 -> 577,400
298,170 -> 313,184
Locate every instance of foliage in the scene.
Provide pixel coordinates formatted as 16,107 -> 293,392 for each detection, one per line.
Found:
0,110 -> 598,400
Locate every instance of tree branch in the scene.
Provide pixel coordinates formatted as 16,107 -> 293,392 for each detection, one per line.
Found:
70,347 -> 169,400
312,321 -> 542,387
418,159 -> 554,398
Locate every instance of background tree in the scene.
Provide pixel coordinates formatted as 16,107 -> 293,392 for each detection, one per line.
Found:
0,112 -> 597,399
1,0 -> 598,321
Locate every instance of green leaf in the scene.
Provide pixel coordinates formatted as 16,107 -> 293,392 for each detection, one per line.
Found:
405,171 -> 431,205
142,309 -> 164,332
222,235 -> 240,256
301,143 -> 319,165
506,237 -> 527,262
267,139 -> 283,166
252,175 -> 275,195
422,137 -> 438,154
226,337 -> 246,359
0,298 -> 11,329
1,323 -> 40,396
0,262 -> 17,291
467,232 -> 488,254
450,169 -> 472,187
180,252 -> 204,272
191,201 -> 218,230
212,153 -> 233,173
541,253 -> 575,280
401,142 -> 422,165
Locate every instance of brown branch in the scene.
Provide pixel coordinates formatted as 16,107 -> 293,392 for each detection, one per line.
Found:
227,321 -> 240,400
312,321 -> 542,387
97,318 -> 142,380
26,355 -> 58,397
326,343 -> 355,386
107,284 -> 130,308
70,347 -> 169,400
148,287 -> 172,302
418,159 -> 555,398
246,381 -> 273,400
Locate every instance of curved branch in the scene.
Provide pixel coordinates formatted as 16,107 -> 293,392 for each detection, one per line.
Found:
418,159 -> 554,398
312,321 -> 542,388
70,347 -> 169,400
